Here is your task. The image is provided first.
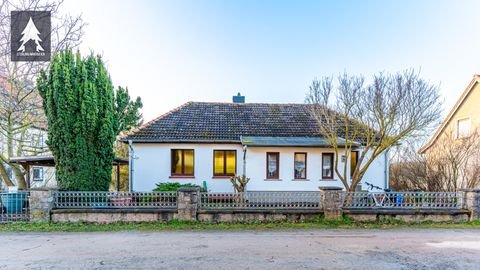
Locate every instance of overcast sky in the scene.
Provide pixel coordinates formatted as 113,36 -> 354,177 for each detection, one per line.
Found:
63,0 -> 480,122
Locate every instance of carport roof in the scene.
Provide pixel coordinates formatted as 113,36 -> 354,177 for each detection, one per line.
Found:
10,155 -> 129,167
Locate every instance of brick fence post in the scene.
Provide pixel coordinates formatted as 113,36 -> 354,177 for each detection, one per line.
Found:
177,187 -> 200,221
29,188 -> 56,222
461,188 -> 480,221
319,187 -> 344,221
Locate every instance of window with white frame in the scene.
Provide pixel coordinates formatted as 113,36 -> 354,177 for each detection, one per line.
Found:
32,167 -> 44,181
457,118 -> 470,138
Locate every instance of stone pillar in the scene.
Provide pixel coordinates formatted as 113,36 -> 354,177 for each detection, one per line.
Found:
461,188 -> 480,221
177,187 -> 200,221
319,187 -> 344,221
29,189 -> 56,222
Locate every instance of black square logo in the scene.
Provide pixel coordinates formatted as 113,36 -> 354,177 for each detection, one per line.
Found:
11,11 -> 51,62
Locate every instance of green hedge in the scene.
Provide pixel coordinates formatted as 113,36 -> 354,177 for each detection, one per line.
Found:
153,182 -> 201,192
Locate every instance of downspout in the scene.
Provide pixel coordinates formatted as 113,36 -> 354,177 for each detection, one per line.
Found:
242,145 -> 248,192
242,145 -> 247,177
128,140 -> 134,192
384,148 -> 389,189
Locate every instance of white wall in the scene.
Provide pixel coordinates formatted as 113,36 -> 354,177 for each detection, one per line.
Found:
29,166 -> 57,189
131,143 -> 388,192
360,148 -> 389,191
131,143 -> 243,192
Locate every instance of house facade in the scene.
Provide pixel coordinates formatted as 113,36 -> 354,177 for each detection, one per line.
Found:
124,98 -> 389,192
419,74 -> 480,189
0,123 -> 56,191
0,72 -> 55,191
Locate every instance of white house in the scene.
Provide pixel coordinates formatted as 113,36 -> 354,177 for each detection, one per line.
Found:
0,120 -> 57,191
123,96 -> 389,192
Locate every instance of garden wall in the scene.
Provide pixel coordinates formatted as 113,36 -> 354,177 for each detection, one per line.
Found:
41,188 -> 480,224
50,208 -> 469,223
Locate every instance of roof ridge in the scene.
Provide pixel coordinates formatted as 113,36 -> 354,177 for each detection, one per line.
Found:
119,101 -> 193,141
189,101 -> 310,105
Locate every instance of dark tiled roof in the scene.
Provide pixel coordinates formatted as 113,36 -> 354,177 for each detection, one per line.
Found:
124,102 -> 337,142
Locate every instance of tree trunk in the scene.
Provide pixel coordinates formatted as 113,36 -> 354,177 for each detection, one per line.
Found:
13,165 -> 26,190
0,163 -> 15,187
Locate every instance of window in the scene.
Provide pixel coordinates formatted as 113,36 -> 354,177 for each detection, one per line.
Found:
457,118 -> 470,138
171,149 -> 194,176
350,151 -> 358,178
32,167 -> 44,181
322,153 -> 334,179
294,153 -> 307,179
266,152 -> 280,179
213,150 -> 236,176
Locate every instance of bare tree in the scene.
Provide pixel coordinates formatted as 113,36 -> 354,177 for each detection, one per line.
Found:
389,139 -> 432,191
306,70 -> 442,191
424,128 -> 480,191
0,0 -> 84,189
390,128 -> 480,192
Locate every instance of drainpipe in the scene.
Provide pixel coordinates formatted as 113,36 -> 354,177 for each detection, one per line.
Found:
384,148 -> 390,189
242,145 -> 247,177
128,140 -> 134,192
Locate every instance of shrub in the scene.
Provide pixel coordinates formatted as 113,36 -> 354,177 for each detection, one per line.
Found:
153,182 -> 201,192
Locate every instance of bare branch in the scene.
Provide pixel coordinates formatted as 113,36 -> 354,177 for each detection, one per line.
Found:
306,69 -> 442,191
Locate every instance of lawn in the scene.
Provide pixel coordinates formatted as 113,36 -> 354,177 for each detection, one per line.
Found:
1,218 -> 480,232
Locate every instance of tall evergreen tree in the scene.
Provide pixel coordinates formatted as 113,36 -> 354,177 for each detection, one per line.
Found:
37,50 -> 115,191
113,86 -> 143,136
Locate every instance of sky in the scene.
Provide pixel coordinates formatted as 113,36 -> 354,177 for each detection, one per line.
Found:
63,0 -> 480,122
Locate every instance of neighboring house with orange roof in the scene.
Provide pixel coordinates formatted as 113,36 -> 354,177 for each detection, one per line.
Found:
419,74 -> 480,190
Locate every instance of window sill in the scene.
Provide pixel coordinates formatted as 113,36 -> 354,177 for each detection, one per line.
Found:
212,176 -> 233,179
319,178 -> 336,181
264,179 -> 282,181
292,179 -> 310,181
169,175 -> 195,179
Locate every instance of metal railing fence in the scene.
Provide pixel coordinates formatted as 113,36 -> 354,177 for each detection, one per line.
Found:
52,191 -> 465,211
343,192 -> 464,209
0,191 -> 30,223
199,191 -> 321,210
54,191 -> 177,209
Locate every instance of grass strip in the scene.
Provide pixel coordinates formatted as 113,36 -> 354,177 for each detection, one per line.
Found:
1,217 -> 479,232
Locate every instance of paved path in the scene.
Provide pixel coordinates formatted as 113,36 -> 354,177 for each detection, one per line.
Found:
0,229 -> 479,269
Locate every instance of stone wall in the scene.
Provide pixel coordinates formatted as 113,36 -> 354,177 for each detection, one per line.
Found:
197,210 -> 323,223
51,208 -> 470,223
44,188 -> 480,223
344,209 -> 470,222
176,187 -> 199,221
461,189 -> 480,221
51,209 -> 176,223
29,189 -> 56,222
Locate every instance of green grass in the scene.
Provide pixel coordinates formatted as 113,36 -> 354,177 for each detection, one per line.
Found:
1,218 -> 479,232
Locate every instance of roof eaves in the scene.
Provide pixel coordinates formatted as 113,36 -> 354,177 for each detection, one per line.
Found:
122,138 -> 241,144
